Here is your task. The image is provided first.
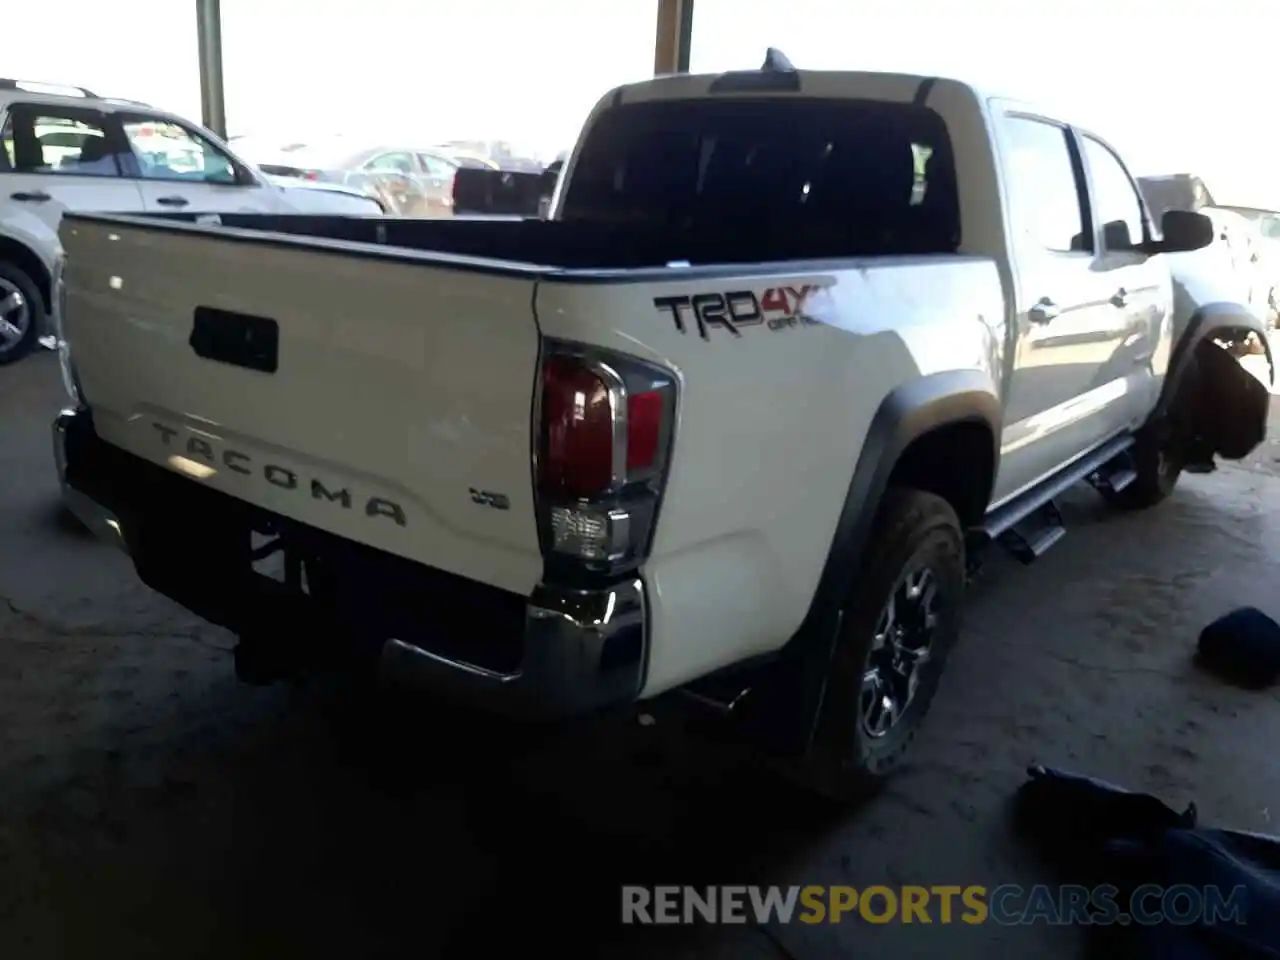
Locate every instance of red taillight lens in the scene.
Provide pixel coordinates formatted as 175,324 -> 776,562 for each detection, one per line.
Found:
626,390 -> 663,473
536,344 -> 675,571
303,169 -> 319,181
539,357 -> 616,499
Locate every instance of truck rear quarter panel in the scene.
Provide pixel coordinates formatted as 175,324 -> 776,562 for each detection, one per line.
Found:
536,258 -> 1004,695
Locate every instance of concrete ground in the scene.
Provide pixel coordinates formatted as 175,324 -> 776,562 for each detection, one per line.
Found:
4,351 -> 1280,959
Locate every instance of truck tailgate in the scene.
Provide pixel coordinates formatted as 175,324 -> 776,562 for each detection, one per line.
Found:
59,216 -> 545,596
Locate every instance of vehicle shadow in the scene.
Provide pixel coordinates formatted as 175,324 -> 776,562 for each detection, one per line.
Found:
6,666 -> 849,958
310,680 -> 854,954
43,498 -> 95,540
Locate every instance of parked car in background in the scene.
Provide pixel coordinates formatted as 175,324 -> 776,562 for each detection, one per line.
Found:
1137,173 -> 1216,220
261,173 -> 389,213
1215,205 -> 1280,327
0,78 -> 383,365
1201,207 -> 1278,325
230,136 -> 458,216
1220,205 -> 1280,244
435,149 -> 499,171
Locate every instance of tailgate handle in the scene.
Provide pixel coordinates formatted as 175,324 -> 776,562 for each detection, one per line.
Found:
190,306 -> 279,373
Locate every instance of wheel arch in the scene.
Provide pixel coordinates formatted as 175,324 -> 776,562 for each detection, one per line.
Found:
737,369 -> 1001,756
1159,300 -> 1273,416
0,233 -> 53,317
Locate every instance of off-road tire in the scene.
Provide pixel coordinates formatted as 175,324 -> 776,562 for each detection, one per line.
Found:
787,488 -> 965,803
1104,351 -> 1204,511
1103,432 -> 1184,510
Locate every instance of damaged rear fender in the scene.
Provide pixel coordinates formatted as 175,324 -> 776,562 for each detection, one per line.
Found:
1160,302 -> 1272,461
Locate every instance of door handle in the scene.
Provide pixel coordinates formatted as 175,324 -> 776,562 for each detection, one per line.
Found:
11,190 -> 51,202
1110,288 -> 1130,308
156,195 -> 189,207
1027,297 -> 1059,324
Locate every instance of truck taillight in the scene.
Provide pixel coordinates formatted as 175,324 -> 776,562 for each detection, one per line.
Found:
539,356 -> 615,498
535,343 -> 677,573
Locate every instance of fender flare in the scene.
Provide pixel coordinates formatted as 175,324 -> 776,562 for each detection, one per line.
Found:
739,369 -> 1002,755
1157,301 -> 1274,418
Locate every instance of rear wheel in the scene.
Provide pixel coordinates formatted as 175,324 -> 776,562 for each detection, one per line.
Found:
0,261 -> 43,366
1103,432 -> 1185,510
787,489 -> 965,802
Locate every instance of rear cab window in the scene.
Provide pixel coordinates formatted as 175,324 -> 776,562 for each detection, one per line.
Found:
558,97 -> 960,258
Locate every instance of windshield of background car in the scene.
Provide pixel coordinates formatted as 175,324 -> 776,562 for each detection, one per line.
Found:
558,96 -> 960,255
418,153 -> 458,177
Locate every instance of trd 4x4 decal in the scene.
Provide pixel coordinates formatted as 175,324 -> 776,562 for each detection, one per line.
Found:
653,284 -> 831,340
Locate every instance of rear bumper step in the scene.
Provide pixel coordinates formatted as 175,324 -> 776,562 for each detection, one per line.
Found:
53,407 -> 647,718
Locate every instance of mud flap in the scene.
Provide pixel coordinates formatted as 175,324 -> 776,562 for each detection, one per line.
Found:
1189,339 -> 1270,460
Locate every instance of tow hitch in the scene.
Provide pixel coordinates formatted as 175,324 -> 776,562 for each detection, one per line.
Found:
230,531 -> 374,685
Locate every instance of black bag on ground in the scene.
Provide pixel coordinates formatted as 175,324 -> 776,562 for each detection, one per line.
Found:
1197,606 -> 1280,689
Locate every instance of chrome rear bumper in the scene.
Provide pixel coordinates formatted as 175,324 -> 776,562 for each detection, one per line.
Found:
54,407 -> 648,717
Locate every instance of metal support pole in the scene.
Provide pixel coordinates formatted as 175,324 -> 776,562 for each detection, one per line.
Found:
653,0 -> 694,75
196,0 -> 227,137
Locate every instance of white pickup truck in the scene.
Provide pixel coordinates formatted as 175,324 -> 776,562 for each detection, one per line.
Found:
52,58 -> 1271,799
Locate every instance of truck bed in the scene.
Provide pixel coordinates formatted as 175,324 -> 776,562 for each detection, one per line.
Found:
96,210 -> 958,273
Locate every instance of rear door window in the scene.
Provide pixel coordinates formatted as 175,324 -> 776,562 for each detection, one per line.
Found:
0,105 -> 125,177
1001,116 -> 1091,254
1080,135 -> 1147,251
559,97 -> 960,257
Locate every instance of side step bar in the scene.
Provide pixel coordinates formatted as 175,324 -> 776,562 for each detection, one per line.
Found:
979,434 -> 1136,564
1000,501 -> 1066,563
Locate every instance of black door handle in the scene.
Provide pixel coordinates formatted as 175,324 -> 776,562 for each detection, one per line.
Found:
156,196 -> 189,207
11,190 -> 51,202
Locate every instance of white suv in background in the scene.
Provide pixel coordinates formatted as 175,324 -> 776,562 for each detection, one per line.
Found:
0,79 -> 384,365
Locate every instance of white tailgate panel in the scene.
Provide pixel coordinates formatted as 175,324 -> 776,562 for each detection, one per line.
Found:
61,220 -> 544,596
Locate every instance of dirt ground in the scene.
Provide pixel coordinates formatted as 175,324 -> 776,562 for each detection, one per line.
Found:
4,351 -> 1280,959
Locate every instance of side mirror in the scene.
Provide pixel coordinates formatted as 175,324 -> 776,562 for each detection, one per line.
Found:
1102,219 -> 1134,251
1152,210 -> 1215,254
